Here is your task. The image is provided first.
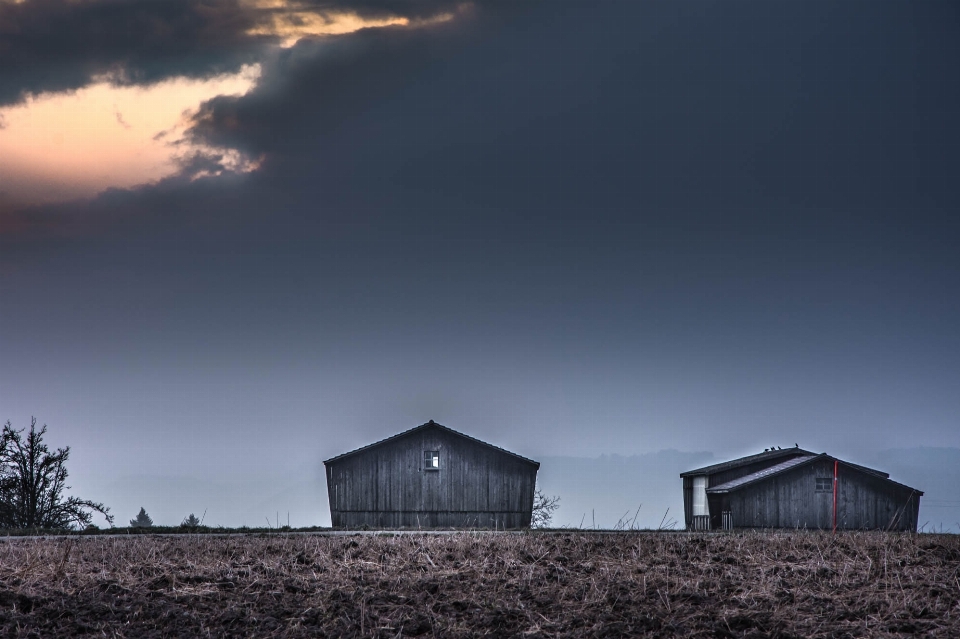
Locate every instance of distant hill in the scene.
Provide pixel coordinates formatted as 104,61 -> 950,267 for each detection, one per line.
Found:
80,447 -> 959,533
82,463 -> 329,529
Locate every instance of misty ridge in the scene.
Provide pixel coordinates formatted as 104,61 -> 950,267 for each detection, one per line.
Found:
80,447 -> 960,533
5,416 -> 954,533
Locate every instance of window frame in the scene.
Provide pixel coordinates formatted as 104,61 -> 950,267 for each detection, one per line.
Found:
815,477 -> 833,492
423,450 -> 440,471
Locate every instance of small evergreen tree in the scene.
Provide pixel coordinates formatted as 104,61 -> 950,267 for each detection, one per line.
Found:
181,513 -> 201,527
129,507 -> 153,528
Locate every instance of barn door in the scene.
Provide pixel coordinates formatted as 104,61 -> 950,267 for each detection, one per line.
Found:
814,474 -> 833,529
708,495 -> 724,530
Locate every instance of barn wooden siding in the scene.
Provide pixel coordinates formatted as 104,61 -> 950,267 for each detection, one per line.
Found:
682,476 -> 693,527
681,451 -> 923,531
681,449 -> 812,529
723,458 -> 921,531
325,424 -> 539,529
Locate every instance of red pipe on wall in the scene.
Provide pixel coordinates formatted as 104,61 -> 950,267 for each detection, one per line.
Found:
832,459 -> 838,533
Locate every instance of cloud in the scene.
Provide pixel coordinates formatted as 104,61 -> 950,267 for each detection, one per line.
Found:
0,1 -> 662,241
0,0 -> 267,106
4,0 -> 959,243
175,1 -> 666,227
0,65 -> 262,205
114,110 -> 131,130
1,0 -> 500,231
185,20 -> 471,159
0,0 -> 465,107
0,0 -> 476,209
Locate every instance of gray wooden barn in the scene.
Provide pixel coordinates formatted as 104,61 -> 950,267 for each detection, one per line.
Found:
324,420 -> 540,529
681,448 -> 923,531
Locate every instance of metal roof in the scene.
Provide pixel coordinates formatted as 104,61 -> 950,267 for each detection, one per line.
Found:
323,420 -> 541,468
680,447 -> 817,477
705,453 -> 923,495
706,456 -> 813,492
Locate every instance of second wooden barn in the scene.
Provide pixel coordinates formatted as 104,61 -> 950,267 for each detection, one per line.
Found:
324,420 -> 540,529
681,448 -> 923,531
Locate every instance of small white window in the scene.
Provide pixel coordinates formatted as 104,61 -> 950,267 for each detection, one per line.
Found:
816,477 -> 832,492
424,451 -> 440,470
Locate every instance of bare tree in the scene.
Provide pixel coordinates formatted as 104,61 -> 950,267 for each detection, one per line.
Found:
531,487 -> 560,529
130,507 -> 154,528
0,418 -> 114,530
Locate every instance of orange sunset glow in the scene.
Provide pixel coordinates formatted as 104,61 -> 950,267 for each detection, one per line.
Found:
244,1 -> 411,47
0,4 -> 436,206
0,67 -> 261,205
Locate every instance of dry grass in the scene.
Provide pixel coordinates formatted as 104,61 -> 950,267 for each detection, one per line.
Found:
0,531 -> 958,637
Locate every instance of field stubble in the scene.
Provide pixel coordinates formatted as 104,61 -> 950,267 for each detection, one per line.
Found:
0,531 -> 958,637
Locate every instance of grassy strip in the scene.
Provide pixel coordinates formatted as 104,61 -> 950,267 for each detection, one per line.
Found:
0,526 -> 350,537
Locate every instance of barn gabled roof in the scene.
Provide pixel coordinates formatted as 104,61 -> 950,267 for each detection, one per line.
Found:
705,453 -> 923,495
323,420 -> 541,468
680,447 -> 817,478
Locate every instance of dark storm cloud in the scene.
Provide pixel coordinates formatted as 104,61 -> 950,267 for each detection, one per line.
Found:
5,0 -> 960,240
181,0 -> 960,228
291,0 -> 481,21
0,0 -> 510,240
186,18 -> 471,158
0,0 -> 470,106
0,0 -> 267,105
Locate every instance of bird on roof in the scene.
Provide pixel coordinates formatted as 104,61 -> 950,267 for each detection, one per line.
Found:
777,446 -> 781,450
795,443 -> 799,448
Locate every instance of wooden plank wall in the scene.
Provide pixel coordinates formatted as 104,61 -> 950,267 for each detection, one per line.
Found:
335,511 -> 530,529
327,427 -> 538,528
683,453 -> 809,530
727,458 -> 921,531
682,476 -> 693,529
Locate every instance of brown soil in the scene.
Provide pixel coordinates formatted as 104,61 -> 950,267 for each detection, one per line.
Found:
1,531 -> 958,637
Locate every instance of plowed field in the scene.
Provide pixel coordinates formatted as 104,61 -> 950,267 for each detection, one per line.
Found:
1,531 -> 958,637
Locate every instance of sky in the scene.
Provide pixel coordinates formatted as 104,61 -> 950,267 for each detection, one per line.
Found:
1,0 -> 959,529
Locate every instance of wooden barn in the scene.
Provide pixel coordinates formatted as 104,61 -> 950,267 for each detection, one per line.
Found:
324,420 -> 540,529
681,448 -> 923,532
